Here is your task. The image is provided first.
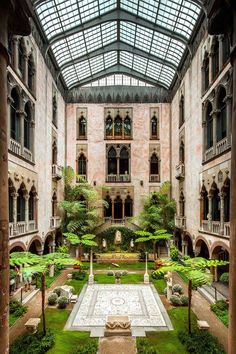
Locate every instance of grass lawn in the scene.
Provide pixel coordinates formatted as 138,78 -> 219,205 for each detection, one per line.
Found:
82,261 -> 154,270
95,273 -> 144,284
138,307 -> 198,354
40,308 -> 95,354
151,278 -> 166,294
65,275 -> 88,294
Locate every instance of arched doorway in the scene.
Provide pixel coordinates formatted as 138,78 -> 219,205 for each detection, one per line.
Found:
125,196 -> 133,217
184,234 -> 194,257
174,231 -> 182,252
43,234 -> 54,254
104,195 -> 112,218
114,196 -> 122,220
212,245 -> 229,280
195,238 -> 210,259
28,239 -> 42,255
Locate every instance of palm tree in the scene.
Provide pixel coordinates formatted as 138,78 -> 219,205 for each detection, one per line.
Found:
135,229 -> 172,260
63,232 -> 97,259
10,251 -> 75,335
154,257 -> 229,334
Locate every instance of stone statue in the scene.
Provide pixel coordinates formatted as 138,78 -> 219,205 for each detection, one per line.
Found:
114,230 -> 122,244
130,239 -> 134,248
102,238 -> 107,248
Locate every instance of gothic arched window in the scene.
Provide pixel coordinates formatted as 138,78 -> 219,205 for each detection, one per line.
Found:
78,115 -> 86,139
217,87 -> 227,142
150,153 -> 159,175
78,154 -> 87,176
18,38 -> 25,76
120,147 -> 129,175
151,115 -> 158,139
105,114 -> 113,138
124,115 -> 131,138
52,141 -> 57,165
10,88 -> 20,142
212,39 -> 219,80
223,35 -> 230,65
17,185 -> 26,222
206,102 -> 213,149
24,102 -> 31,150
28,54 -> 35,92
179,95 -> 185,127
114,114 -> 122,137
108,147 -> 117,175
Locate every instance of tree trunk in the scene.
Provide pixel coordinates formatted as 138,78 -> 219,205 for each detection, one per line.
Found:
188,279 -> 192,334
41,272 -> 46,336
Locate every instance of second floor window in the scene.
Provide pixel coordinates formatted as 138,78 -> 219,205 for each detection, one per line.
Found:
105,112 -> 132,139
217,87 -> 227,142
10,88 -> 20,142
206,102 -> 213,149
150,153 -> 159,175
24,102 -> 31,150
151,115 -> 159,139
78,154 -> 87,176
179,95 -> 185,127
212,39 -> 219,80
77,115 -> 87,139
114,115 -> 122,137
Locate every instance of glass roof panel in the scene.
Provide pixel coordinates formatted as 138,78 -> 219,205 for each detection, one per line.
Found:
34,0 -> 202,89
82,74 -> 154,86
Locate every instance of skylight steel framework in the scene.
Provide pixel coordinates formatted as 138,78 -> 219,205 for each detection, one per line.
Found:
32,0 -> 203,89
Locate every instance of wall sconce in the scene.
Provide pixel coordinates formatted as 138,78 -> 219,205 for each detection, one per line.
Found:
140,180 -> 143,186
93,181 -> 96,186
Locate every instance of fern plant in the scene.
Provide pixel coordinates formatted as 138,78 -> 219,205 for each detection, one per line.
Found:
135,229 -> 172,260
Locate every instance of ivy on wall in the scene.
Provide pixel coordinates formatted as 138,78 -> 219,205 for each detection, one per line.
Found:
97,227 -> 136,251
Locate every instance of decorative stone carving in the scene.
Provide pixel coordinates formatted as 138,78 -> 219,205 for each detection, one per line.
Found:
104,316 -> 131,337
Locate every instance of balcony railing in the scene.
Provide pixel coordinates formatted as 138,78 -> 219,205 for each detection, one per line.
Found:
212,221 -> 220,234
23,147 -> 33,162
224,222 -> 230,237
175,163 -> 185,180
28,220 -> 36,231
216,137 -> 228,155
204,146 -> 214,162
9,220 -> 38,238
52,164 -> 63,180
106,174 -> 130,182
200,220 -> 230,238
50,216 -> 61,229
201,220 -> 209,232
9,138 -> 21,155
149,174 -> 160,182
175,215 -> 186,229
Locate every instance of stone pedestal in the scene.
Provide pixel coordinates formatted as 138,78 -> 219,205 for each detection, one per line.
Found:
88,274 -> 94,285
166,280 -> 172,301
25,318 -> 41,334
144,273 -> 149,284
60,285 -> 73,299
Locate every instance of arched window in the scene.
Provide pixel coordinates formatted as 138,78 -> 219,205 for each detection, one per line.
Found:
78,115 -> 86,139
18,38 -> 25,76
151,115 -> 158,139
24,102 -> 31,150
179,95 -> 185,127
29,189 -> 35,221
114,114 -> 122,137
124,115 -> 131,138
212,39 -> 219,80
10,88 -> 20,142
217,87 -> 227,142
105,114 -> 113,138
125,196 -> 133,217
78,154 -> 86,176
114,196 -> 122,219
222,35 -> 230,64
52,141 -> 57,165
17,185 -> 26,222
179,191 -> 185,217
200,186 -> 209,221
8,179 -> 15,223
108,147 -> 117,175
120,147 -> 129,175
52,95 -> 57,126
203,54 -> 209,91
179,141 -> 185,164
223,178 -> 230,222
206,102 -> 213,149
211,185 -> 220,221
52,192 -> 57,217
104,195 -> 112,218
150,153 -> 159,175
28,54 -> 35,92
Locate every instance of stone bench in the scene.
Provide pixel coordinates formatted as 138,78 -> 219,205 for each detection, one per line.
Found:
197,320 -> 210,330
104,315 -> 131,337
25,318 -> 41,333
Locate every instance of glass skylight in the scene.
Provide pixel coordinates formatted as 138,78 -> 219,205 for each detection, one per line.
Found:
83,74 -> 154,87
33,0 -> 202,89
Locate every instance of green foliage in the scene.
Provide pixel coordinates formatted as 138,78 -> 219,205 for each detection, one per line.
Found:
9,298 -> 27,318
73,340 -> 98,354
134,182 -> 176,232
211,300 -> 229,327
48,293 -> 58,305
137,338 -> 160,354
57,296 -> 68,309
98,227 -> 136,251
180,295 -> 189,306
53,287 -> 61,297
72,270 -> 86,280
219,272 -> 229,284
178,330 -> 225,354
170,295 -> 182,306
56,245 -> 69,254
170,245 -> 179,261
172,284 -> 183,294
10,330 -> 55,354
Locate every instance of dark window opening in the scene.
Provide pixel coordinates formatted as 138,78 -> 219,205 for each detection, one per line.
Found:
29,191 -> 34,221
206,103 -> 213,149
124,115 -> 131,138
105,115 -> 113,137
108,147 -> 117,175
114,115 -> 122,137
24,102 -> 31,149
104,196 -> 112,218
78,116 -> 86,139
150,154 -> 159,175
151,116 -> 158,139
120,147 -> 129,175
78,154 -> 86,176
217,88 -> 227,142
179,95 -> 185,127
125,196 -> 133,217
114,196 -> 122,219
10,88 -> 20,142
212,40 -> 219,80
17,187 -> 25,222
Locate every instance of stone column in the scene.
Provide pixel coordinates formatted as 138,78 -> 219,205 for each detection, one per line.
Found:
111,197 -> 115,221
12,36 -> 18,70
88,248 -> 94,284
23,54 -> 28,85
13,192 -> 18,234
202,121 -> 207,161
212,110 -> 220,154
220,192 -> 225,235
122,199 -> 125,220
0,5 -> 10,353
34,195 -> 38,229
218,35 -> 224,70
225,94 -> 232,146
117,157 -> 120,180
30,119 -> 35,162
24,194 -> 29,232
209,52 -> 213,84
19,110 -> 25,154
208,195 -> 213,232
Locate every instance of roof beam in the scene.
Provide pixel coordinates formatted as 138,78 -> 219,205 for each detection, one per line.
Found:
68,64 -> 170,90
46,8 -> 189,47
59,41 -> 178,71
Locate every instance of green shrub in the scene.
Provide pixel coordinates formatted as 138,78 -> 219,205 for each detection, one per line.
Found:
180,295 -> 189,306
170,294 -> 182,306
107,271 -> 114,276
137,338 -> 160,354
9,298 -> 27,317
172,284 -> 183,294
48,293 -> 58,305
57,296 -> 68,309
73,340 -> 98,354
122,270 -> 128,276
53,286 -> 61,297
72,270 -> 86,280
170,245 -> 179,261
183,255 -> 191,260
211,300 -> 229,327
10,330 -> 55,354
57,245 -> 69,254
178,329 -> 225,354
219,273 -> 229,284
211,300 -> 228,312
151,272 -> 164,280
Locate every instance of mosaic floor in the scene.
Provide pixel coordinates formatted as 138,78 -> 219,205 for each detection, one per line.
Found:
65,284 -> 173,336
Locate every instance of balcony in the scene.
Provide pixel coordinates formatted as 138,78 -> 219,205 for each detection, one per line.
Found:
204,146 -> 214,162
52,164 -> 63,180
9,138 -> 21,155
106,174 -> 130,182
23,147 -> 33,162
9,220 -> 38,238
175,163 -> 185,180
149,174 -> 160,182
216,137 -> 229,155
50,216 -> 61,229
175,215 -> 186,230
200,220 -> 230,238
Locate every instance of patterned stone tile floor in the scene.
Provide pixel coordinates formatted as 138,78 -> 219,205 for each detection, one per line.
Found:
9,269 -> 72,345
98,336 -> 137,354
